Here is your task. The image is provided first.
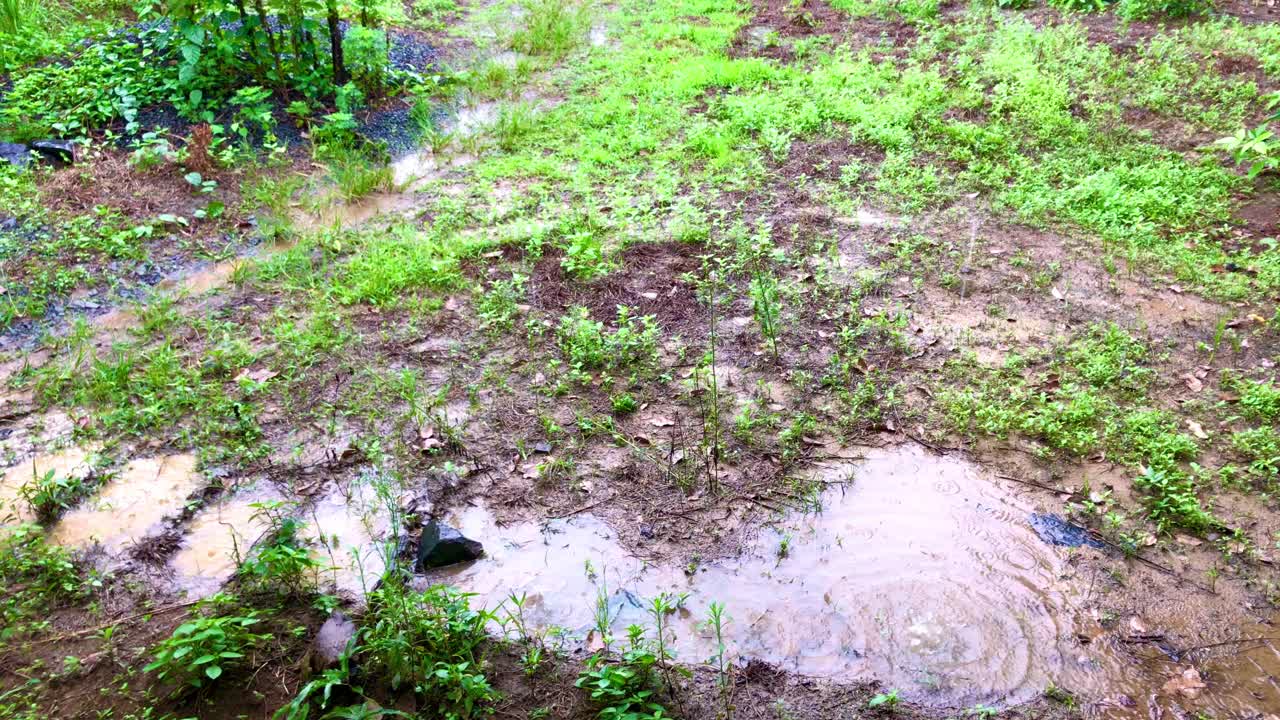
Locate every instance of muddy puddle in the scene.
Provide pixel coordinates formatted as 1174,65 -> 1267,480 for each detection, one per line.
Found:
424,445 -> 1280,716
168,477 -> 397,600
428,445 -> 1073,707
0,445 -> 98,524
53,454 -> 203,554
169,483 -> 280,598
303,481 -> 396,599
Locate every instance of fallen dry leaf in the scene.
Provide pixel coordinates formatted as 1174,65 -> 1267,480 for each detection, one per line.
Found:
1161,667 -> 1205,699
1128,616 -> 1151,635
234,367 -> 279,384
1186,419 -> 1209,440
1182,374 -> 1203,393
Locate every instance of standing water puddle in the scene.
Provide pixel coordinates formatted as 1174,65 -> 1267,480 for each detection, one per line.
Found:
52,454 -> 203,553
1,446 -> 98,524
429,445 -> 1075,707
169,484 -> 281,598
429,446 -> 1280,716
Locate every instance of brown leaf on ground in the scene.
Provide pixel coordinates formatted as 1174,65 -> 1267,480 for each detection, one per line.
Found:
234,368 -> 278,384
1161,667 -> 1206,699
1186,420 -> 1209,439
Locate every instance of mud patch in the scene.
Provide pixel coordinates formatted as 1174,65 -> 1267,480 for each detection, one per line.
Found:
529,242 -> 705,334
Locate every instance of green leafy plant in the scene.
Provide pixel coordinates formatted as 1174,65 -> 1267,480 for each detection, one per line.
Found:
868,689 -> 900,711
144,597 -> 270,691
1133,466 -> 1217,534
237,502 -> 321,598
575,626 -> 671,720
1216,95 -> 1280,179
556,306 -> 660,373
19,468 -> 91,523
344,25 -> 390,97
0,524 -> 90,641
361,579 -> 498,718
1115,0 -> 1214,20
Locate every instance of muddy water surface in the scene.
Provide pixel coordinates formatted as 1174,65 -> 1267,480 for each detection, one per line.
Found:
304,481 -> 395,599
53,454 -> 202,553
169,484 -> 280,597
429,446 -> 1076,707
0,446 -> 97,523
427,446 -> 1280,716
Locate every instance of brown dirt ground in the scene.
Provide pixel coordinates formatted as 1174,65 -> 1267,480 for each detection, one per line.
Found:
5,1 -> 1280,719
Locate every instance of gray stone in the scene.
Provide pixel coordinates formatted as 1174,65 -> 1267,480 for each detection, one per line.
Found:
416,518 -> 483,569
0,143 -> 30,168
311,611 -> 358,671
1029,513 -> 1104,549
29,140 -> 75,167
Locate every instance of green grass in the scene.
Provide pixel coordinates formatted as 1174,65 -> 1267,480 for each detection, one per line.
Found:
510,0 -> 589,58
0,524 -> 92,642
467,2 -> 1274,299
937,324 -> 1218,533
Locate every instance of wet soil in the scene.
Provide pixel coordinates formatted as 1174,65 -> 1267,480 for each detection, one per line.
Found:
4,1 -> 1280,719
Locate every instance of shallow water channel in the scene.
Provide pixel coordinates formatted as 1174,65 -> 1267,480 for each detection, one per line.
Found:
5,442 -> 1278,715
423,445 -> 1280,716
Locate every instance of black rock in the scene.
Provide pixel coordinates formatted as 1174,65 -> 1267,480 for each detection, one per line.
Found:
1029,513 -> 1105,549
417,519 -> 483,569
311,611 -> 357,671
29,140 -> 75,166
0,143 -> 30,168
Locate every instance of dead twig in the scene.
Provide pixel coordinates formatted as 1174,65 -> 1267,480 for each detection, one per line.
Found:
1173,636 -> 1280,661
28,600 -> 200,645
551,496 -> 615,519
996,472 -> 1072,496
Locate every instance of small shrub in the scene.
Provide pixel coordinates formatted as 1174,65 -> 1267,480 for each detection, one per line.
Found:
1132,466 -> 1217,534
575,628 -> 670,720
361,580 -> 497,717
1232,427 -> 1280,478
345,26 -> 391,98
1116,0 -> 1214,20
510,0 -> 587,58
237,502 -> 321,598
476,274 -> 527,332
144,597 -> 270,692
1062,324 -> 1152,392
556,306 -> 660,372
868,689 -> 900,711
1238,379 -> 1280,422
0,524 -> 89,640
19,467 -> 91,523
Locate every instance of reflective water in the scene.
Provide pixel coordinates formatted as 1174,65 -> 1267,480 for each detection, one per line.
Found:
428,445 -> 1074,707
303,482 -> 395,599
